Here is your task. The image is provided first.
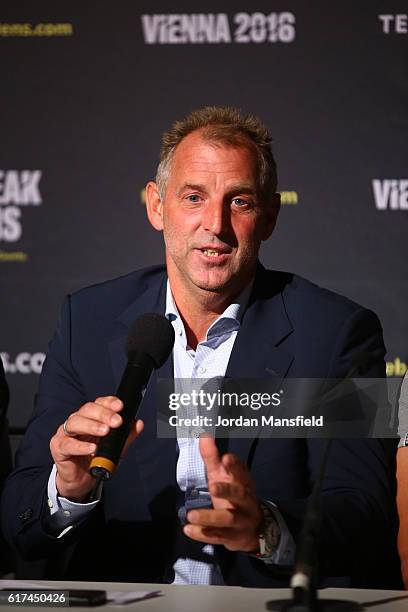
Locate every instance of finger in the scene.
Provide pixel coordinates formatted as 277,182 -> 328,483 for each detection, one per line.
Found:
222,453 -> 252,487
73,402 -> 123,428
184,524 -> 258,552
121,419 -> 144,457
56,437 -> 97,459
62,415 -> 111,438
94,396 -> 123,411
183,524 -> 234,546
209,481 -> 254,506
187,508 -> 237,528
199,435 -> 222,474
135,418 -> 144,436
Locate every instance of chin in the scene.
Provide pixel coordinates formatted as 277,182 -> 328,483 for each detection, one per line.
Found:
189,273 -> 226,292
194,281 -> 228,293
191,272 -> 238,294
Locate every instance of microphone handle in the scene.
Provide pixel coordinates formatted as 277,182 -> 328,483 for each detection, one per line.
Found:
89,353 -> 154,478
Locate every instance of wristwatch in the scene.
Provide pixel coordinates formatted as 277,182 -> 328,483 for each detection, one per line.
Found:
254,502 -> 281,559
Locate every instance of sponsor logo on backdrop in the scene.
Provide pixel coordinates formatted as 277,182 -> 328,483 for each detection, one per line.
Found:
0,23 -> 73,37
0,170 -> 43,262
1,351 -> 45,375
386,357 -> 407,377
378,14 -> 407,34
372,179 -> 408,210
280,191 -> 298,205
141,13 -> 296,44
139,189 -> 298,205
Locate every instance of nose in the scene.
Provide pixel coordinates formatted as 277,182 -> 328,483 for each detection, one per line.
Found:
201,198 -> 228,236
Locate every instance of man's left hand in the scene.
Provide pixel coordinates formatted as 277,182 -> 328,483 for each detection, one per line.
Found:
183,435 -> 263,552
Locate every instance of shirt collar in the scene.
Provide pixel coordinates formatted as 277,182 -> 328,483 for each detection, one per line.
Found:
165,277 -> 254,341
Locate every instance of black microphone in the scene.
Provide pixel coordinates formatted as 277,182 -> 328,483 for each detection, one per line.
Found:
89,313 -> 175,482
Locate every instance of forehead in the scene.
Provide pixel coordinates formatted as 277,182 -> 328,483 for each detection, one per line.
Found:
169,131 -> 259,186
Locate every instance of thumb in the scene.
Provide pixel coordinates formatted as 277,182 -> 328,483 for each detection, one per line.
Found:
121,419 -> 144,459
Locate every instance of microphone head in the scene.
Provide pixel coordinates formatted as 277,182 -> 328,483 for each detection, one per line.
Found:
125,313 -> 175,368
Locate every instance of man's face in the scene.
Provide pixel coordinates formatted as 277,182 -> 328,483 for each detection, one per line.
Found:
146,130 -> 279,301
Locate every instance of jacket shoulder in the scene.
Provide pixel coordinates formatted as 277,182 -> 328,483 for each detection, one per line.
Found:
260,270 -> 385,377
68,265 -> 166,318
283,273 -> 369,318
259,268 -> 383,339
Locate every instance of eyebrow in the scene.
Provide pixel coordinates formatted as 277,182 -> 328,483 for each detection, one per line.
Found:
227,184 -> 258,197
176,183 -> 207,196
176,183 -> 258,197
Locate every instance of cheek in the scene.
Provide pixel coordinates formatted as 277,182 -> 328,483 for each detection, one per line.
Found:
162,215 -> 192,254
165,210 -> 201,239
234,219 -> 261,247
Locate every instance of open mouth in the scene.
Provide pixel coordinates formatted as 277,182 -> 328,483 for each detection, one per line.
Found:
198,246 -> 231,259
202,249 -> 222,257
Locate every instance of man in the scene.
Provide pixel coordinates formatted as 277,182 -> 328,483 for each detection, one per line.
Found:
1,107 -> 401,587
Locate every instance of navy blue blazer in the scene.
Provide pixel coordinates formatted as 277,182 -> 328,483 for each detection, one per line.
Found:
1,265 -> 401,587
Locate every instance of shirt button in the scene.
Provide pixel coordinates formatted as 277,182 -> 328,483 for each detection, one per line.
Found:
178,329 -> 183,336
63,510 -> 71,517
47,499 -> 53,509
199,366 -> 206,374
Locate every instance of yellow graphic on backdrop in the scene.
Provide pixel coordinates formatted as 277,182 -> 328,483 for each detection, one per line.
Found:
0,250 -> 27,262
386,357 -> 407,377
0,23 -> 73,37
280,191 -> 298,205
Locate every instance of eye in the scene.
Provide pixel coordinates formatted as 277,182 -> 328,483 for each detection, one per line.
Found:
186,194 -> 201,203
232,197 -> 249,207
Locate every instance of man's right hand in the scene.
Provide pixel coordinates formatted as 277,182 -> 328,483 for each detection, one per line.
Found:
49,396 -> 144,502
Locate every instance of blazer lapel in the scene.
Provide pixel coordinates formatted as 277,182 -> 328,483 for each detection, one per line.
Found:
222,267 -> 294,462
108,274 -> 168,388
108,272 -> 177,515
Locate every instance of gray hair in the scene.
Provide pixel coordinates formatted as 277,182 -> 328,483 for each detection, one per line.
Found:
156,106 -> 277,201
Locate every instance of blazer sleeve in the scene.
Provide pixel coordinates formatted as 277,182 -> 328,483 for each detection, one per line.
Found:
1,296 -> 90,560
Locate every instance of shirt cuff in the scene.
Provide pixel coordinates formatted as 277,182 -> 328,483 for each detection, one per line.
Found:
398,433 -> 408,448
257,500 -> 296,566
46,464 -> 100,538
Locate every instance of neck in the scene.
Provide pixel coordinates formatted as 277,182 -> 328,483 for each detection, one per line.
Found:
166,260 -> 256,350
172,287 -> 233,350
168,279 -> 251,352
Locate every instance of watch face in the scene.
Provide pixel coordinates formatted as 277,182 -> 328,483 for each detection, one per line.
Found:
258,505 -> 281,556
265,519 -> 280,551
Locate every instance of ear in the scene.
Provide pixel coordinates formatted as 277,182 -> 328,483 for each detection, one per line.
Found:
261,192 -> 280,241
145,181 -> 163,231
